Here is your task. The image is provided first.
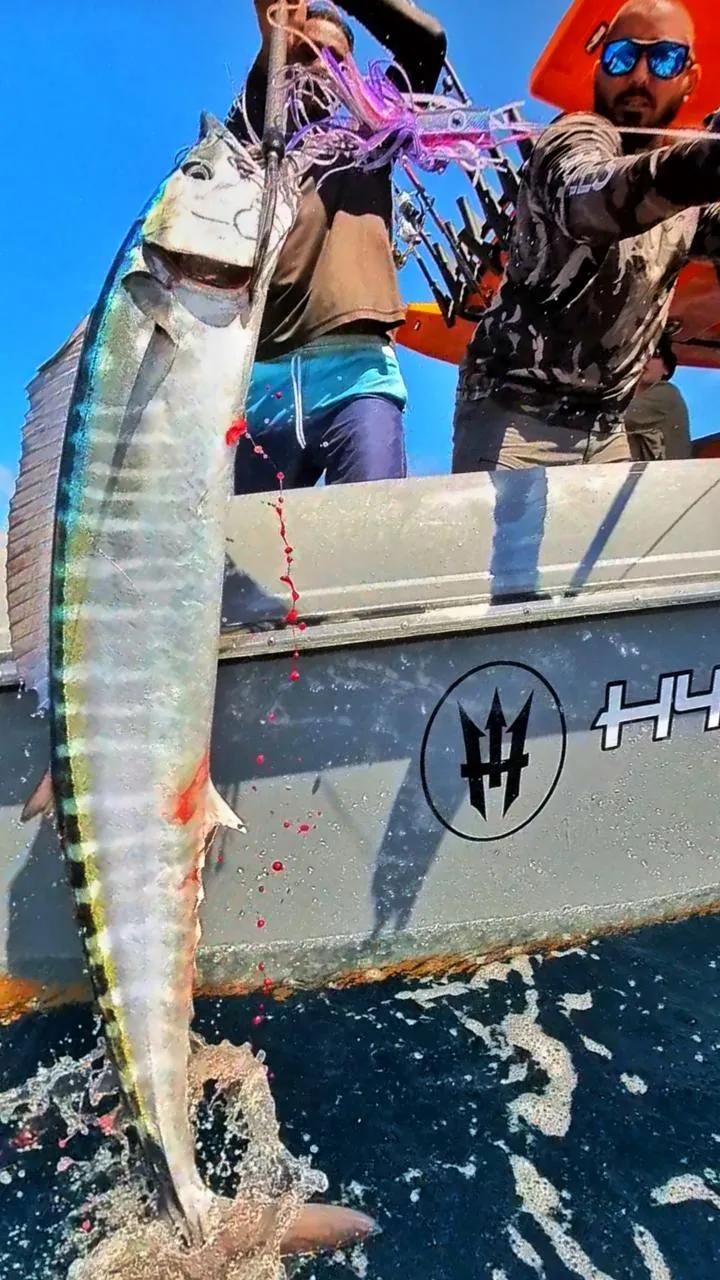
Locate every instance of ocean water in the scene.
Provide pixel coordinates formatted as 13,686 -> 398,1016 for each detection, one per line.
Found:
1,914 -> 719,1278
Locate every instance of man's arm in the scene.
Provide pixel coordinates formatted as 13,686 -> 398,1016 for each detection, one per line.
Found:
340,0 -> 447,93
535,113 -> 720,247
690,204 -> 720,264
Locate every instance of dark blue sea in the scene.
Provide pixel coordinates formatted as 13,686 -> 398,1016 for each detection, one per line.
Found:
1,914 -> 719,1278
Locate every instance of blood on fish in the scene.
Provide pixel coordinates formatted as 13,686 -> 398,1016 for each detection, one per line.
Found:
225,417 -> 248,446
172,752 -> 209,826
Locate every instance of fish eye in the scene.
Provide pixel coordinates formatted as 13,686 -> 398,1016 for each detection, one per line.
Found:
182,159 -> 214,181
449,110 -> 467,130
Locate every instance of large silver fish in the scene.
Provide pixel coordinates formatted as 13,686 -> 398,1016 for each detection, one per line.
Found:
7,115 -> 371,1258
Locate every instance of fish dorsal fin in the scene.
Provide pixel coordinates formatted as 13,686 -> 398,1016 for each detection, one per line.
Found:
5,318 -> 88,709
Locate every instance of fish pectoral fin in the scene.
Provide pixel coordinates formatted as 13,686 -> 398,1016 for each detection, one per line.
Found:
123,272 -> 179,343
21,769 -> 54,823
205,781 -> 247,835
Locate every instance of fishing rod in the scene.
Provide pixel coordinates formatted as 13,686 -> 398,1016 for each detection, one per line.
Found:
253,0 -> 290,298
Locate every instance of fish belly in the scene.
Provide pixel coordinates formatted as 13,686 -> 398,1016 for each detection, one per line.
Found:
51,291 -> 255,1207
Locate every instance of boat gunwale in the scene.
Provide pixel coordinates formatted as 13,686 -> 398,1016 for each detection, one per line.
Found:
1,576 -> 720,688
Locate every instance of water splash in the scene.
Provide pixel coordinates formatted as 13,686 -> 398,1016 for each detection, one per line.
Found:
0,1036 -> 327,1280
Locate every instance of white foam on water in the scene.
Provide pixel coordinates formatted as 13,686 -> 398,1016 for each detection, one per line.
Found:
343,1180 -> 369,1205
632,1224 -> 672,1278
652,1175 -> 720,1211
343,1243 -> 369,1277
507,1223 -> 546,1275
510,1155 -> 617,1280
441,1161 -> 477,1179
559,993 -> 593,1017
620,1074 -> 648,1096
580,1036 -> 613,1060
395,981 -> 471,1008
505,992 -> 578,1139
491,1270 -> 509,1279
453,1010 -> 512,1059
503,1062 -> 530,1085
471,955 -> 535,991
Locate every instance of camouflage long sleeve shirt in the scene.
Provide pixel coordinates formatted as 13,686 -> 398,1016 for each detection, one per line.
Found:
460,113 -> 720,431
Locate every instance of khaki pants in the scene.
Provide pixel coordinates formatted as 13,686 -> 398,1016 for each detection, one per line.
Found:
452,394 -> 632,472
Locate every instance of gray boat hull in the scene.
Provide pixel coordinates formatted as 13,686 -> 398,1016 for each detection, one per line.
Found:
2,463 -> 720,1017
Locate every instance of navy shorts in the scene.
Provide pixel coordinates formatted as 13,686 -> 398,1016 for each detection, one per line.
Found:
234,337 -> 408,493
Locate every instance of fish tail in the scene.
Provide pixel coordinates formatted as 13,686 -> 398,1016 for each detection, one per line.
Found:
140,1133 -> 213,1245
67,857 -> 212,1243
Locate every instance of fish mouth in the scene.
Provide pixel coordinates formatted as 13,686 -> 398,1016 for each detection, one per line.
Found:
160,248 -> 253,292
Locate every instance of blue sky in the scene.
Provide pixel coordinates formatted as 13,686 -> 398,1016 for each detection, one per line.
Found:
2,0 -> 719,521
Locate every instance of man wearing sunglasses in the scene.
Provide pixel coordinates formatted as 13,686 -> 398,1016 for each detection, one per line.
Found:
453,0 -> 720,473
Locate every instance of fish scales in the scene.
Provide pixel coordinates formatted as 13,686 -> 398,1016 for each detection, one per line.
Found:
45,119 -> 298,1241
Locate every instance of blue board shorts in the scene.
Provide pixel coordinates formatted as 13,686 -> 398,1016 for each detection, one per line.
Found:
234,334 -> 408,492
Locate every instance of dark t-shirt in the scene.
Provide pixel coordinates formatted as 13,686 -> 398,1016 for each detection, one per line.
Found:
462,112 -> 720,431
227,0 -> 446,362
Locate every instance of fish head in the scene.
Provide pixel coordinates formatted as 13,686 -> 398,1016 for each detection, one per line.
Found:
140,114 -> 297,295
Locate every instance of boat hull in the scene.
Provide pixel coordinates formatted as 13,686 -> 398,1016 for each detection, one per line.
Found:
2,465 -> 720,1018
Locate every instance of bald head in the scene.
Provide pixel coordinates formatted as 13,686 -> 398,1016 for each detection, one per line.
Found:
607,0 -> 695,46
595,0 -> 700,136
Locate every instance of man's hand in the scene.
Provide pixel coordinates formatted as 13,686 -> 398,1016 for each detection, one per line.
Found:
254,0 -> 308,66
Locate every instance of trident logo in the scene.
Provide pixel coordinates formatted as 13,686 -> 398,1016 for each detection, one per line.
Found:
458,691 -> 533,819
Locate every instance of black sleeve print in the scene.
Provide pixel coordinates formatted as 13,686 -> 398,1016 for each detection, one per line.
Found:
534,113 -> 720,246
690,204 -> 720,267
340,0 -> 447,93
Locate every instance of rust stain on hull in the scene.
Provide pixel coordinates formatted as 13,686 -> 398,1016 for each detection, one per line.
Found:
3,894 -> 720,1026
0,974 -> 89,1027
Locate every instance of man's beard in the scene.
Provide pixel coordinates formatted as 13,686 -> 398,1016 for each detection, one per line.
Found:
594,85 -> 683,151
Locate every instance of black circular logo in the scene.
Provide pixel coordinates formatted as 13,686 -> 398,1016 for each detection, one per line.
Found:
420,661 -> 567,842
